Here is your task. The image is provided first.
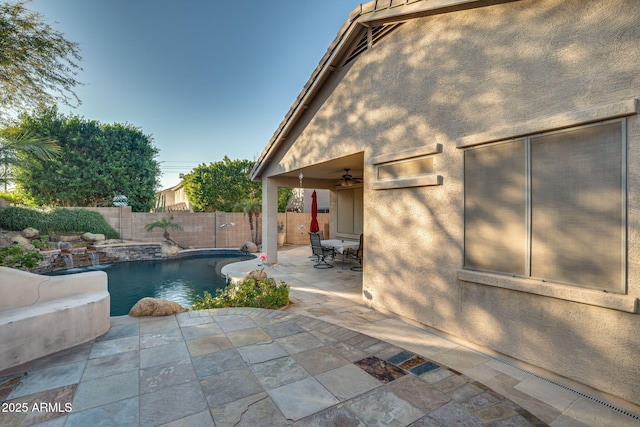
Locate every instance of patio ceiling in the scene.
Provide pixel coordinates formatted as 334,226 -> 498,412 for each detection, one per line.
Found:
251,0 -> 497,182
276,152 -> 364,186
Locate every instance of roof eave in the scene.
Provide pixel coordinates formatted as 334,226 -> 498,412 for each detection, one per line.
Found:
250,5 -> 364,181
250,0 -> 509,181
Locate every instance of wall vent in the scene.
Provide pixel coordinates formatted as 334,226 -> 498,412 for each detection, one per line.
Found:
344,23 -> 402,66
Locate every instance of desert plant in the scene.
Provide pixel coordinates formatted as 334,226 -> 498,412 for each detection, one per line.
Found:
144,215 -> 182,245
0,127 -> 60,192
237,198 -> 261,245
0,246 -> 44,270
191,277 -> 289,310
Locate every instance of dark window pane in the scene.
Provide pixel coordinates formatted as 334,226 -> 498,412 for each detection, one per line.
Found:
530,122 -> 623,291
464,140 -> 527,274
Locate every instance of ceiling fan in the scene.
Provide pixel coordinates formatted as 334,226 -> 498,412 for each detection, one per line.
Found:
340,168 -> 362,187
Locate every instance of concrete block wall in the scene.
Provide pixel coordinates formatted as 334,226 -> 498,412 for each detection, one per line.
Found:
77,206 -> 133,240
79,208 -> 327,249
278,212 -> 330,245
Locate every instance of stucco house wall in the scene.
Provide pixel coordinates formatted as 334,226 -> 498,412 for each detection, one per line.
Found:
254,0 -> 640,405
155,182 -> 192,212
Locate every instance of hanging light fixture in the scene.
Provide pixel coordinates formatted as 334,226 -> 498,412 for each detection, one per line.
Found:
294,172 -> 304,213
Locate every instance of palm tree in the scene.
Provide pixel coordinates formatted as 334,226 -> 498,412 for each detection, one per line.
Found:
144,215 -> 183,246
0,127 -> 60,191
236,198 -> 261,245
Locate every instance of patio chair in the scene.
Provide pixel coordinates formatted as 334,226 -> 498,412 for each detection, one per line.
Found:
345,233 -> 363,271
309,232 -> 335,269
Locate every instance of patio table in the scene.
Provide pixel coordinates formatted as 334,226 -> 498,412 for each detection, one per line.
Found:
321,239 -> 359,269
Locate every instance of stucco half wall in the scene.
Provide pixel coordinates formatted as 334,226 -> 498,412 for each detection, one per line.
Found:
0,267 -> 110,371
253,0 -> 640,406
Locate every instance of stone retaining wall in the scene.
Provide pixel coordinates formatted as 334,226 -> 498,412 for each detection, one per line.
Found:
35,243 -> 163,274
95,243 -> 163,263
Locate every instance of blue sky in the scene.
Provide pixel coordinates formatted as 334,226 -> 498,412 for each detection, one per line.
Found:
28,0 -> 362,189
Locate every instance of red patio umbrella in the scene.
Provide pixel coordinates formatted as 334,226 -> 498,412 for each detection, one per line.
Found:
310,190 -> 320,233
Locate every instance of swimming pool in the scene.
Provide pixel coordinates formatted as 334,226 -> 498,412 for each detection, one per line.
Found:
48,252 -> 253,315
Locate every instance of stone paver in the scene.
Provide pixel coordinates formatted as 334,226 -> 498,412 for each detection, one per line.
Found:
0,246 -> 638,426
6,361 -> 85,401
0,308 -> 549,426
268,377 -> 340,421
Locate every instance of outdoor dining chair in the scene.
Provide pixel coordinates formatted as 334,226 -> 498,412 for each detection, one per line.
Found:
309,232 -> 335,269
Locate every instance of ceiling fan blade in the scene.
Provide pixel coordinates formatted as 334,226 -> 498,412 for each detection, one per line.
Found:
339,168 -> 362,186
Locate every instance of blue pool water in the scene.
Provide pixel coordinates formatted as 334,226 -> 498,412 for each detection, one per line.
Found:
47,252 -> 253,316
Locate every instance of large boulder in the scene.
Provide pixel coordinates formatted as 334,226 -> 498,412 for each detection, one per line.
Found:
129,297 -> 186,317
161,241 -> 180,257
22,228 -> 40,239
57,241 -> 72,250
81,232 -> 105,242
11,235 -> 35,251
240,242 -> 258,253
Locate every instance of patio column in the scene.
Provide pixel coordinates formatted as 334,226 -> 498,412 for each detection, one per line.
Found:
262,176 -> 278,264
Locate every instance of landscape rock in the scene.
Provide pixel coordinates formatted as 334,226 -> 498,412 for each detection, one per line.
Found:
102,239 -> 123,245
129,297 -> 186,317
11,235 -> 35,251
57,235 -> 81,242
241,269 -> 268,281
240,242 -> 258,253
161,241 -> 180,257
0,231 -> 12,249
81,232 -> 105,242
22,228 -> 40,239
57,241 -> 72,250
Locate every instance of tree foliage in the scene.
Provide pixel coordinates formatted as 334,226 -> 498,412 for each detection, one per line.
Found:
10,107 -> 160,211
236,197 -> 261,244
0,126 -> 60,191
0,1 -> 82,121
277,187 -> 293,213
182,157 -> 293,214
182,157 -> 260,212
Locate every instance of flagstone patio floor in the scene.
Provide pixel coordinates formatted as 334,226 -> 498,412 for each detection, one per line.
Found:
1,245 -> 638,426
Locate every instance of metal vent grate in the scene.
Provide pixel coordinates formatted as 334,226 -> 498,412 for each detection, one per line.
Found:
488,355 -> 640,422
344,23 -> 402,65
422,329 -> 640,422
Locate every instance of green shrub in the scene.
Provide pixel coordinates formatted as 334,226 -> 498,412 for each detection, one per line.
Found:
0,206 -> 119,239
31,235 -> 54,250
0,246 -> 45,270
0,192 -> 22,204
192,278 -> 289,310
